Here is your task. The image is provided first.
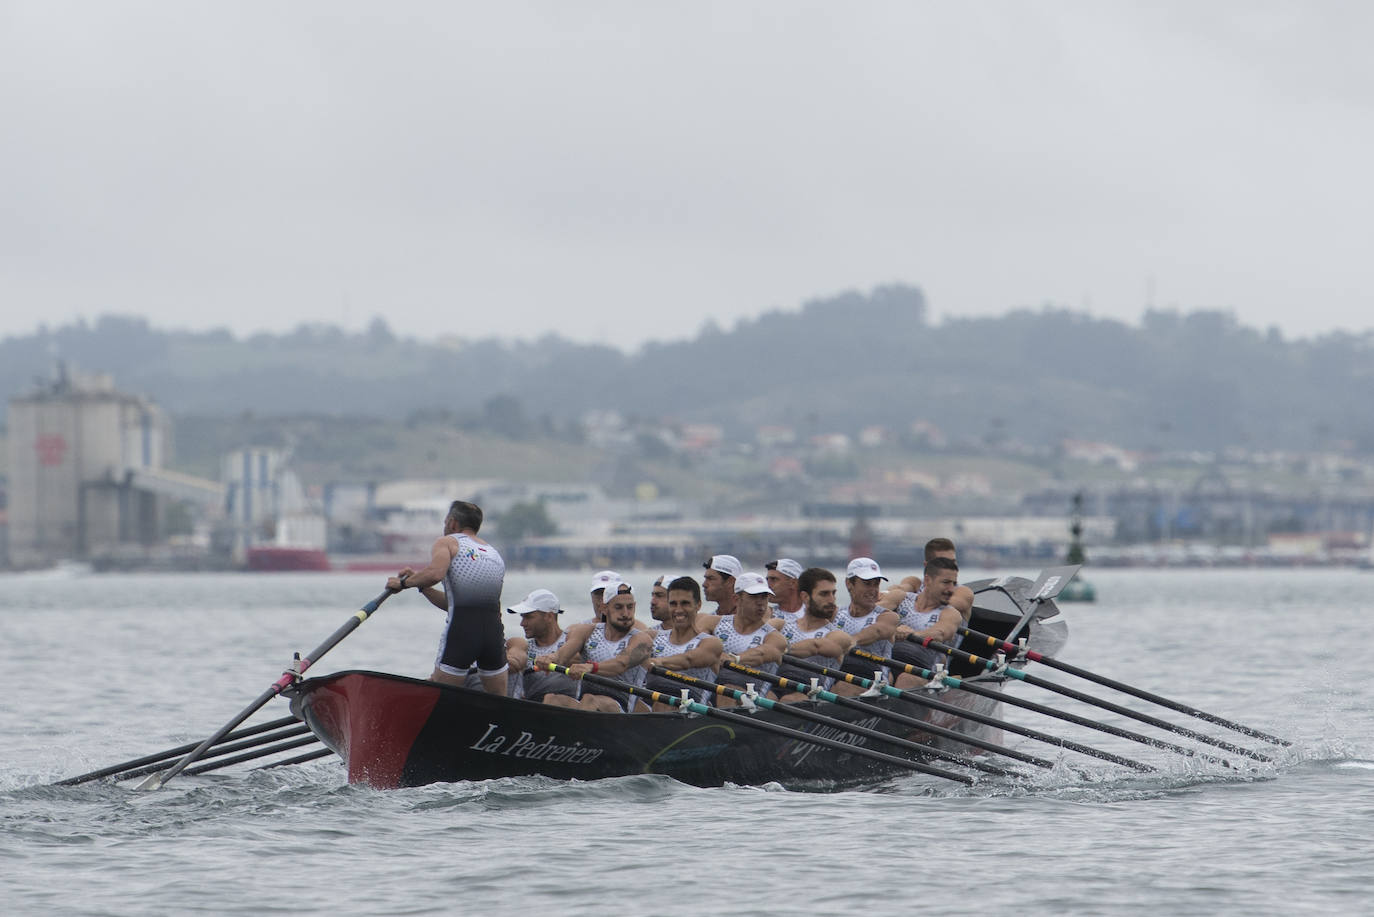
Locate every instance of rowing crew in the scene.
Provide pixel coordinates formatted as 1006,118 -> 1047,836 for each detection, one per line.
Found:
500,554 -> 968,713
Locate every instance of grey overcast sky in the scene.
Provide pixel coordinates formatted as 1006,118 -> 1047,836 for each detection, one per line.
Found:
3,1 -> 1372,349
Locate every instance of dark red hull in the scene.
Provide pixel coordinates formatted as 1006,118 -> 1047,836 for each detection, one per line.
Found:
289,670 -> 1006,790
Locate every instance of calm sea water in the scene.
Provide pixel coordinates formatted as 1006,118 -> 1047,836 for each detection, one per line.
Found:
3,566 -> 1372,916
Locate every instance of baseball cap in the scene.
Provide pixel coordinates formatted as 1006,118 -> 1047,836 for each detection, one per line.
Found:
702,554 -> 743,579
734,572 -> 775,595
766,558 -> 804,579
589,570 -> 622,595
507,588 -> 562,615
845,557 -> 888,581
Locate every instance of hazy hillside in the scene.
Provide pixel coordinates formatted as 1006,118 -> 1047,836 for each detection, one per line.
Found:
4,286 -> 1373,454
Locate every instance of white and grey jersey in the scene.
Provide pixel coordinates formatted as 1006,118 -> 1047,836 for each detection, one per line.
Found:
771,605 -> 805,626
714,615 -> 779,689
515,630 -> 578,701
833,604 -> 893,661
442,534 -> 505,616
892,593 -> 954,671
580,623 -> 647,689
645,630 -> 716,702
777,619 -> 842,689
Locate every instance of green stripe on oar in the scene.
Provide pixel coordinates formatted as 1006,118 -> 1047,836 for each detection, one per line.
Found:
957,625 -> 1290,747
851,648 -> 1225,764
907,636 -> 1272,763
714,661 -> 1048,771
542,664 -> 975,785
781,654 -> 1154,773
137,589 -> 393,791
53,715 -> 300,786
653,665 -> 1018,777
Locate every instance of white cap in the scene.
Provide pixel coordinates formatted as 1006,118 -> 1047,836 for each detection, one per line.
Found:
589,570 -> 622,595
845,557 -> 888,581
653,573 -> 683,588
601,577 -> 633,598
734,572 -> 775,596
703,554 -> 743,579
507,589 -> 562,615
768,558 -> 804,579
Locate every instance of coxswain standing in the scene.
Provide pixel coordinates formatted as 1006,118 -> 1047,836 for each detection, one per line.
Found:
774,567 -> 853,702
890,556 -> 965,689
830,557 -> 900,697
713,572 -> 788,708
504,589 -> 580,704
387,500 -> 508,695
546,579 -> 653,712
641,576 -> 724,711
765,558 -> 806,622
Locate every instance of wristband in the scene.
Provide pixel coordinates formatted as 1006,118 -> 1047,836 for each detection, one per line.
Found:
398,573 -> 410,589
590,662 -> 600,674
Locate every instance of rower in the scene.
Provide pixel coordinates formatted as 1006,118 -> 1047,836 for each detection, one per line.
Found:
765,558 -> 806,623
713,572 -> 788,708
546,579 -> 653,712
585,569 -> 623,624
641,576 -> 724,711
648,574 -> 677,630
830,557 -> 900,697
702,553 -> 742,618
504,589 -> 580,704
880,537 -> 974,622
775,567 -> 854,703
890,556 -> 965,689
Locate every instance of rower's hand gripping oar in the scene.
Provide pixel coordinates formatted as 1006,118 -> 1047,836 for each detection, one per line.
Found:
957,624 -> 1290,747
137,589 -> 393,791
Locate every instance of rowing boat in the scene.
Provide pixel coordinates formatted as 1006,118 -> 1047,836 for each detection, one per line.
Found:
286,568 -> 1073,789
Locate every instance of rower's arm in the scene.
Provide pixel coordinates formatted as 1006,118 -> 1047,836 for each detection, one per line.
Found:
737,631 -> 788,666
950,586 -> 974,622
506,636 -> 530,673
795,630 -> 854,659
853,610 -> 898,645
911,607 -> 963,645
551,624 -> 593,666
656,636 -> 724,671
596,631 -> 653,677
877,586 -> 910,611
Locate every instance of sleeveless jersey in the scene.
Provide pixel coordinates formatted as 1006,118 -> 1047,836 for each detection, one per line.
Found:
644,630 -> 716,702
833,604 -> 893,660
515,630 -> 577,701
777,618 -> 842,689
581,622 -> 647,689
892,593 -> 952,671
714,615 -> 780,690
433,534 -> 506,676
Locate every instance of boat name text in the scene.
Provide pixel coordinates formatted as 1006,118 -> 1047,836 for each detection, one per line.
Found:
470,723 -> 606,764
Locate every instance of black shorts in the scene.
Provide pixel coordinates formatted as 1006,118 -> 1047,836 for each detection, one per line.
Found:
437,609 -> 507,675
